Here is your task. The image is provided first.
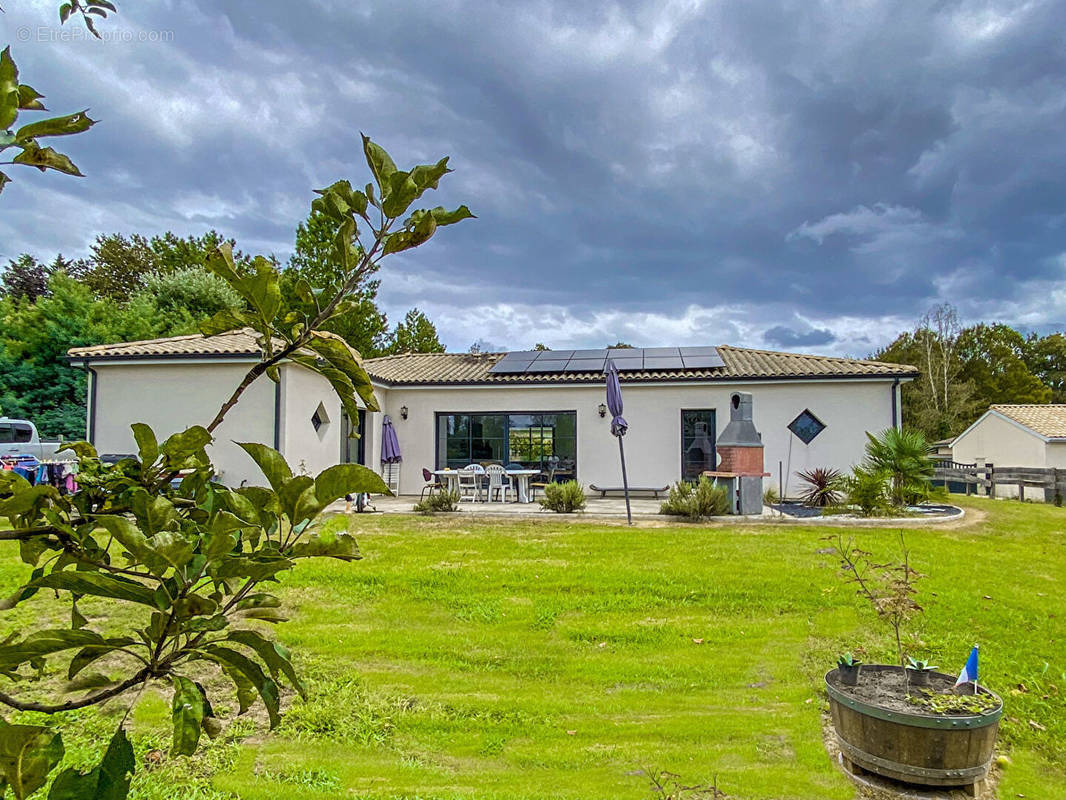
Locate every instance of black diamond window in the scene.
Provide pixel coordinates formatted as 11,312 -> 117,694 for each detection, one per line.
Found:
788,409 -> 826,444
311,409 -> 323,432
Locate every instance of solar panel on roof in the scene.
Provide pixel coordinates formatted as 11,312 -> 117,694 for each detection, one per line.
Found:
526,360 -> 569,372
643,347 -> 681,357
608,357 -> 644,371
679,346 -> 720,356
571,349 -> 606,358
534,349 -> 573,360
645,356 -> 685,369
564,358 -> 607,372
680,355 -> 725,369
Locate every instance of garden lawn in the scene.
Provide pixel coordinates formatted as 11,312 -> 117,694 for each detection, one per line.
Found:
1,496 -> 1064,799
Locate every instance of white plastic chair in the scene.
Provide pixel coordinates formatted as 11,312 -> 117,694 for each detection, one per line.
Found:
484,463 -> 512,503
457,465 -> 483,502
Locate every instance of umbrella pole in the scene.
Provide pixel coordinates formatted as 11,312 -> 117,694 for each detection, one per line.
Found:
617,436 -> 632,525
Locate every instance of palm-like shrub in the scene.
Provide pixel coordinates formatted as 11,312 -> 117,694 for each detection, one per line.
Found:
660,477 -> 731,520
796,467 -> 845,507
863,428 -> 934,507
539,480 -> 587,513
846,466 -> 890,517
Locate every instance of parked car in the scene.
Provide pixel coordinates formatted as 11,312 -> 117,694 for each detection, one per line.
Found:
0,418 -> 65,460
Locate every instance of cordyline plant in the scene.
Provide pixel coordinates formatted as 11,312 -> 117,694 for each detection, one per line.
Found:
0,136 -> 472,798
828,532 -> 924,667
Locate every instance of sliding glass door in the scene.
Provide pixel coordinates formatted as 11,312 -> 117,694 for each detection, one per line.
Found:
437,412 -> 576,476
681,409 -> 716,481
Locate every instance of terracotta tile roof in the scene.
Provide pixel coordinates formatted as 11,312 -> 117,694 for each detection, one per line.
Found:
991,404 -> 1066,438
68,332 -> 917,384
362,345 -> 916,385
68,329 -> 270,360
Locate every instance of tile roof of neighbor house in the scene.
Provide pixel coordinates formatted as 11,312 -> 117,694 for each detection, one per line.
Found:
990,404 -> 1066,439
68,330 -> 919,384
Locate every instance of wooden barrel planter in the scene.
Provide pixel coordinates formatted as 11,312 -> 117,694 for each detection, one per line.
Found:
825,665 -> 1002,793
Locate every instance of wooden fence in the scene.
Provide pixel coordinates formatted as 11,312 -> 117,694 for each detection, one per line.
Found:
932,461 -> 1066,504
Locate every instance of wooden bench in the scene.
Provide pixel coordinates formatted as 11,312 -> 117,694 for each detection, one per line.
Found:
589,484 -> 669,498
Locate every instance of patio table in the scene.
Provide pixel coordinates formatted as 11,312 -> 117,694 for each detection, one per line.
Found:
432,469 -> 541,503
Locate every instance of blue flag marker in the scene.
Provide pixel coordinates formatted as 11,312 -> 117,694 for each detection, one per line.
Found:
955,645 -> 979,687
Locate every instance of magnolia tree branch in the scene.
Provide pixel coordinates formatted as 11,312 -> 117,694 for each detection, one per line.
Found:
0,667 -> 151,713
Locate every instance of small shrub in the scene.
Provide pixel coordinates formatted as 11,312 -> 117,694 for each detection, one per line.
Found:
413,488 -> 461,513
863,427 -> 934,507
660,477 -> 730,521
539,480 -> 587,512
796,467 -> 845,507
845,466 -> 890,517
762,486 -> 779,506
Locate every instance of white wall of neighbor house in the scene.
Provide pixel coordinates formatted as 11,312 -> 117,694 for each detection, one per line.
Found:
375,378 -> 899,496
88,361 -> 275,487
278,363 -> 345,479
951,413 -> 1048,469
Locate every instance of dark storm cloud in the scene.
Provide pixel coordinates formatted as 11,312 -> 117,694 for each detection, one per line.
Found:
2,0 -> 1065,353
763,326 -> 837,349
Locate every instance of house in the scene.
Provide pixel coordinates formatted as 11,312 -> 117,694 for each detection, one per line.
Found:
68,332 -> 917,495
950,404 -> 1066,499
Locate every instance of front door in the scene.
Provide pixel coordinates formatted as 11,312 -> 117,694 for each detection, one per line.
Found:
681,409 -> 716,482
340,410 -> 367,465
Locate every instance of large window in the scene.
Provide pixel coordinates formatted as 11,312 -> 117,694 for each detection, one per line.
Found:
437,412 -> 577,476
681,409 -> 716,482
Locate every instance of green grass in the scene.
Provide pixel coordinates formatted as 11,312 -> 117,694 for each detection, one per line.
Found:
2,496 -> 1064,799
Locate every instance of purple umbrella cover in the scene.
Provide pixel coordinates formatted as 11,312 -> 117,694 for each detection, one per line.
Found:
381,414 -> 402,463
606,360 -> 628,437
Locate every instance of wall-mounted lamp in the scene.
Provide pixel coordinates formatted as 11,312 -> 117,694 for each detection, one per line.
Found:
400,405 -> 409,420
598,403 -> 607,418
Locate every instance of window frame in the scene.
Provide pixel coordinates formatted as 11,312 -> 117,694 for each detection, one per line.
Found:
434,410 -> 578,475
680,408 -> 717,483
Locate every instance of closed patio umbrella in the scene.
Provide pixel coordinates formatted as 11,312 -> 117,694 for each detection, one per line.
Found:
381,415 -> 402,494
605,360 -> 632,525
381,415 -> 402,464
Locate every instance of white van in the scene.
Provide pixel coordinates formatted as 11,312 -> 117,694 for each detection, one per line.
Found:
0,418 -> 65,460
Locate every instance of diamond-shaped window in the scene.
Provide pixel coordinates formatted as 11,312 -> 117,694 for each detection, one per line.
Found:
788,409 -> 825,444
311,401 -> 330,434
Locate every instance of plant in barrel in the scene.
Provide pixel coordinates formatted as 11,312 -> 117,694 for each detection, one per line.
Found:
0,136 -> 471,799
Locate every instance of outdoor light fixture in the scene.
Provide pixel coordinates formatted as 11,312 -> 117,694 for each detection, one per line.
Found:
598,403 -> 607,418
400,406 -> 409,420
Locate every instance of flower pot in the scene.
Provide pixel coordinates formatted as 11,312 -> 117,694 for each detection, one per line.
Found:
826,665 -> 1002,791
907,667 -> 933,688
838,663 -> 862,686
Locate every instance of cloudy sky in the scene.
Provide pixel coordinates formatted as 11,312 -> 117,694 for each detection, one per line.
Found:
2,0 -> 1066,356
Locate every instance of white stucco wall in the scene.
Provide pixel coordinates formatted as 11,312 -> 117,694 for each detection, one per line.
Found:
278,363 -> 345,478
951,413 -> 1047,469
89,360 -> 275,487
377,378 -> 899,496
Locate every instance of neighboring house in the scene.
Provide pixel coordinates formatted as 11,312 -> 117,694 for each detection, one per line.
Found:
68,332 -> 917,494
950,404 -> 1066,499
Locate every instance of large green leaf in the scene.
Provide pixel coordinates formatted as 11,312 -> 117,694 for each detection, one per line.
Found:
16,84 -> 45,112
306,331 -> 379,410
0,629 -> 134,672
0,721 -> 64,800
198,307 -> 255,337
12,142 -> 83,175
94,516 -> 150,563
67,645 -> 124,680
236,443 -> 292,492
170,676 -> 204,757
315,463 -> 390,504
47,727 -> 133,800
361,134 -> 397,192
0,47 -> 19,131
381,169 -> 419,218
277,475 -> 317,525
31,570 -> 157,608
0,484 -> 62,523
200,646 -> 280,728
129,491 -> 179,536
160,426 -> 212,463
15,109 -> 94,141
145,531 -> 196,574
235,257 -> 282,325
430,205 -> 476,226
131,423 -> 159,468
288,532 -> 361,562
226,629 -> 305,699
